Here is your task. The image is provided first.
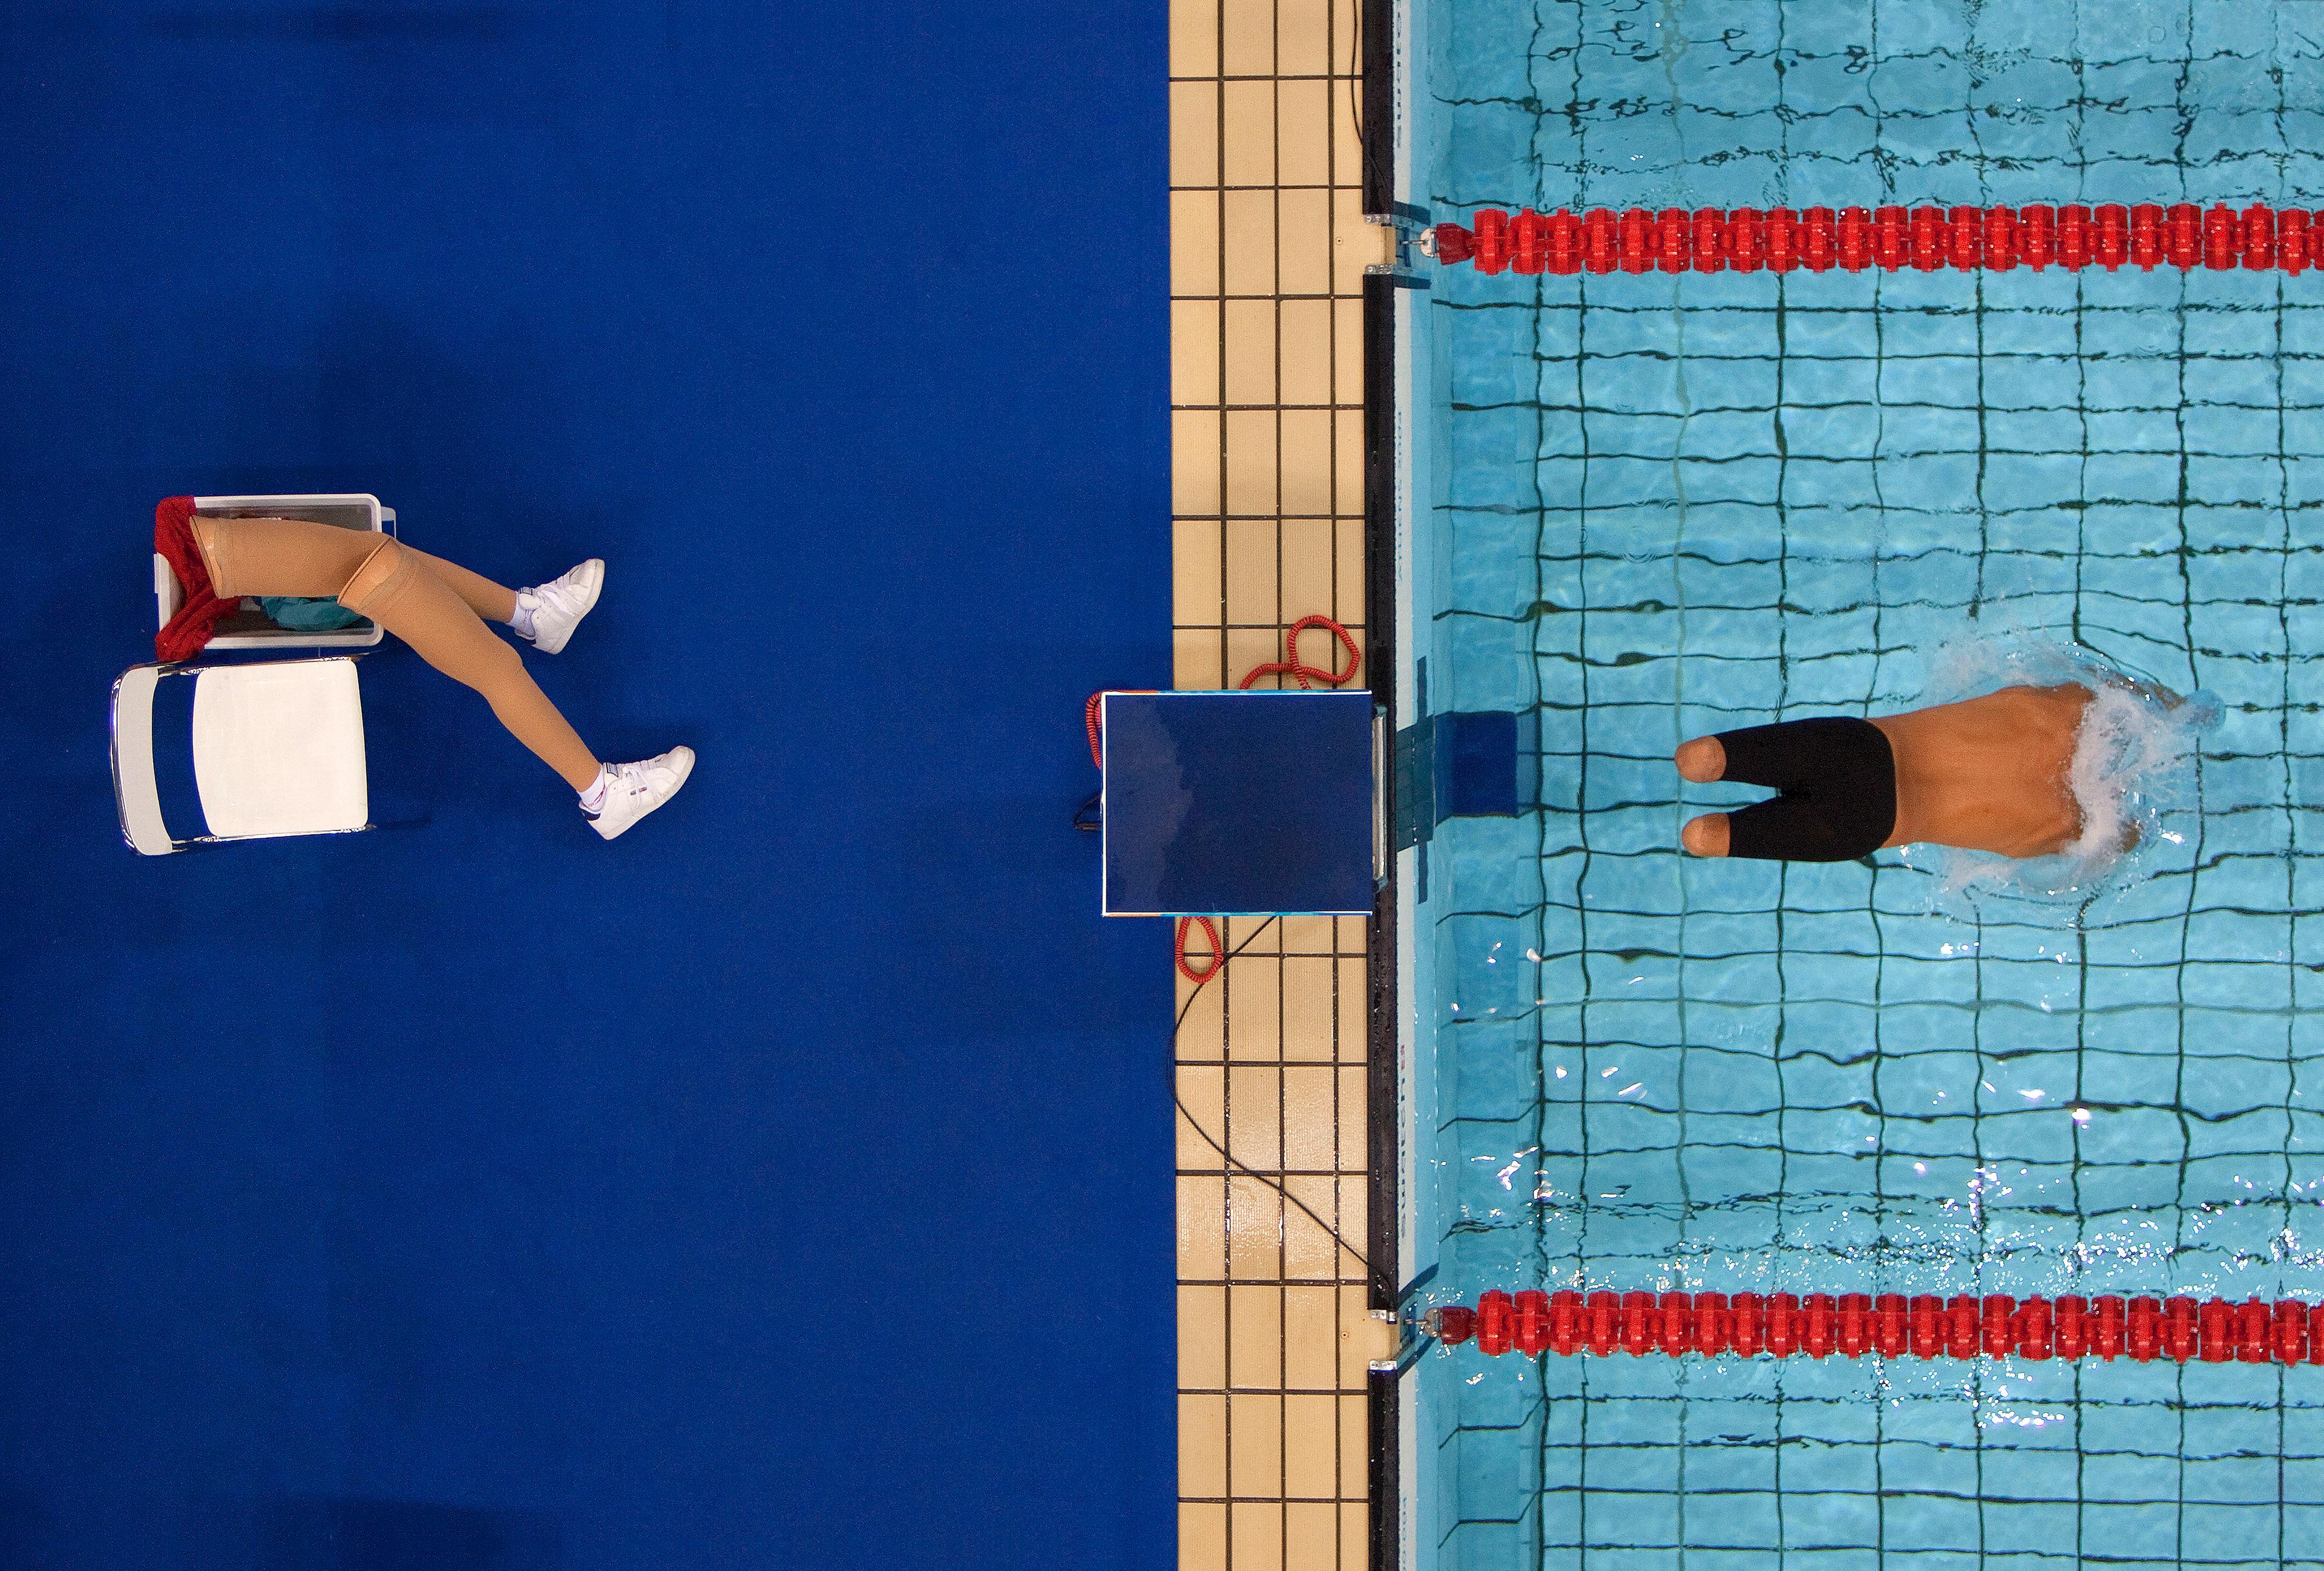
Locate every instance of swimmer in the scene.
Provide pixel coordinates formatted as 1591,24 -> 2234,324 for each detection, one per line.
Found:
161,502 -> 693,839
1675,685 -> 2102,862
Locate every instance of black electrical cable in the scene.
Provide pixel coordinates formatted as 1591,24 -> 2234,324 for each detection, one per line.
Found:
1172,915 -> 1371,1273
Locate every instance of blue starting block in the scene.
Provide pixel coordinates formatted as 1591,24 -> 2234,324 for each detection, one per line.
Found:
1100,690 -> 1378,917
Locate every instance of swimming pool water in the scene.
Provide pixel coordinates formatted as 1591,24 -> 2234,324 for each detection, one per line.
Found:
1405,2 -> 2324,1566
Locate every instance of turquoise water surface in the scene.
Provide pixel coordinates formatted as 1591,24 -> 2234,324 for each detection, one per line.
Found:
1406,2 -> 2324,1565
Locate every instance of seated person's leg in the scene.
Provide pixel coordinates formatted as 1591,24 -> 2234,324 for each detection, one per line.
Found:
401,546 -> 518,625
337,539 -> 602,791
192,516 -> 381,599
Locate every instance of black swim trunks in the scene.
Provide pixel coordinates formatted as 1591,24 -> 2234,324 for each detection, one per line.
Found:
1711,716 -> 1897,862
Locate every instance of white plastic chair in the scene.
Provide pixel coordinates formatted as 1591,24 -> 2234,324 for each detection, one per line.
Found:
111,657 -> 371,855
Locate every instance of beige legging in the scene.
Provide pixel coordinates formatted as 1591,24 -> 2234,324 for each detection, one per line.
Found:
192,516 -> 601,790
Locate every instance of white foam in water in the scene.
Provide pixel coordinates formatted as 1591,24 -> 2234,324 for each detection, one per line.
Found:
1896,629 -> 2219,924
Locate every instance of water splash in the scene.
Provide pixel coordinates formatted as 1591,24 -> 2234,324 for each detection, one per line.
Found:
1895,630 -> 2219,925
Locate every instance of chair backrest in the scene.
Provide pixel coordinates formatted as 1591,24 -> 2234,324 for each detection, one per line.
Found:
110,658 -> 370,854
110,666 -> 173,856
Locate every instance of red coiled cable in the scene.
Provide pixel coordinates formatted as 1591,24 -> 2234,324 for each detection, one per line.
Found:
1236,615 -> 1363,691
1173,916 -> 1223,985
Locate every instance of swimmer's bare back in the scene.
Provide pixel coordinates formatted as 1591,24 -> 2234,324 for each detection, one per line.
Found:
1677,684 -> 2092,861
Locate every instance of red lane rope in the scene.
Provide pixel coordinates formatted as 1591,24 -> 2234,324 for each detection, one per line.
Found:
1425,1289 -> 2324,1366
1086,615 -> 1364,989
1430,202 -> 2317,278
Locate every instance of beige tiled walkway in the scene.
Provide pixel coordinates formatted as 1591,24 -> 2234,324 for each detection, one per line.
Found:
1170,2 -> 1391,1566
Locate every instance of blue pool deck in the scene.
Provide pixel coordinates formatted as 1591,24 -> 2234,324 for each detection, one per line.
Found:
1390,2 -> 2324,1567
0,8 -> 1179,1570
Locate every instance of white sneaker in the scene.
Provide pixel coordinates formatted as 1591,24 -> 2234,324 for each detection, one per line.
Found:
584,746 -> 695,841
516,559 -> 603,654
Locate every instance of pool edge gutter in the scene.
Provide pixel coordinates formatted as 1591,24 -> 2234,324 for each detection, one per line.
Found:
1362,0 -> 1403,1564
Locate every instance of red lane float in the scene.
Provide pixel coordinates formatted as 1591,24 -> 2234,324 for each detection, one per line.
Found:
1426,1290 -> 2322,1365
1430,203 -> 2317,278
